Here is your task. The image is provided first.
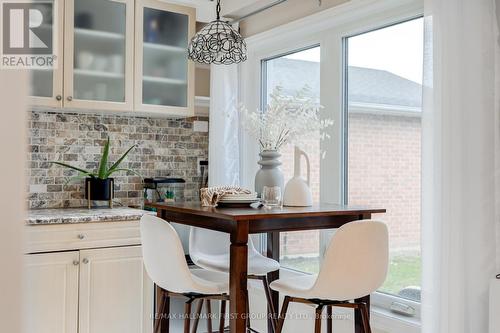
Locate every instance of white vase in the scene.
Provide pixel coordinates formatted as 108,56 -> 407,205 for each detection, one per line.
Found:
283,147 -> 313,207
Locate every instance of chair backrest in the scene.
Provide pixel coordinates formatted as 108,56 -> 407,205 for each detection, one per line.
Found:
312,220 -> 389,301
140,215 -> 195,293
189,227 -> 259,261
189,227 -> 231,257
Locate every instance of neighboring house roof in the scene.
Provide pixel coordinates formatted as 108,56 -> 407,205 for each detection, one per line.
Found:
267,58 -> 422,112
266,58 -> 320,99
348,66 -> 422,109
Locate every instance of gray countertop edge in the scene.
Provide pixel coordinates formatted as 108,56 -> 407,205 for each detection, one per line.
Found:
26,207 -> 156,225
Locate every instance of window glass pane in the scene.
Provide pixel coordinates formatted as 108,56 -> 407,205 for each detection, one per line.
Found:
263,46 -> 321,274
346,18 -> 424,302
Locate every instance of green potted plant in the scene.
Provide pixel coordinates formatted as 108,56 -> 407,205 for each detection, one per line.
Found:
51,137 -> 141,201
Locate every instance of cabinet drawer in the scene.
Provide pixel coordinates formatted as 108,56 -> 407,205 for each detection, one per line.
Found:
25,221 -> 141,253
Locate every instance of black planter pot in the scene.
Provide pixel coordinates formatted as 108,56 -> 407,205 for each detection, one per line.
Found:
85,178 -> 114,201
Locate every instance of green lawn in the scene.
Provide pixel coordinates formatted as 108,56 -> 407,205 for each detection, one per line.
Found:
280,256 -> 321,274
280,254 -> 421,299
379,254 -> 421,296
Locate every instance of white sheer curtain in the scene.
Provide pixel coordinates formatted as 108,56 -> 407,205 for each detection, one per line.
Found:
208,64 -> 241,186
421,0 -> 500,332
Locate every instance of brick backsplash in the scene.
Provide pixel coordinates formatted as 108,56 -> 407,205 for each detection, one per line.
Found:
27,110 -> 208,209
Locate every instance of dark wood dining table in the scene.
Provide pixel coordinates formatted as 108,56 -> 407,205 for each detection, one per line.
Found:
152,202 -> 385,333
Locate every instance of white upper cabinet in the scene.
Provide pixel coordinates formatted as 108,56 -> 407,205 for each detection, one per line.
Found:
28,0 -> 195,116
29,0 -> 64,107
64,0 -> 134,110
135,0 -> 195,116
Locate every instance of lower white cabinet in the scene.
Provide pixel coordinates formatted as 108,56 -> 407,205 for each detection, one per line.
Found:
25,251 -> 80,333
25,244 -> 153,333
79,246 -> 153,333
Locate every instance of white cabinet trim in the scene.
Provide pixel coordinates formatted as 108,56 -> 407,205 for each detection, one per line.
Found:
25,221 -> 142,254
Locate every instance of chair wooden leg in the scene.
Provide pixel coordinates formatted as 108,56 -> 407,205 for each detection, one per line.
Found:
164,294 -> 170,333
191,299 -> 204,333
359,303 -> 371,333
219,300 -> 226,333
155,290 -> 170,333
326,305 -> 332,333
206,300 -> 213,333
184,299 -> 194,333
314,305 -> 324,333
276,296 -> 291,333
154,291 -> 165,333
261,276 -> 278,333
246,297 -> 251,330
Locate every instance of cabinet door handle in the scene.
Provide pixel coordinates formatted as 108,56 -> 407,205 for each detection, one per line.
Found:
77,234 -> 85,240
72,260 -> 79,266
55,95 -> 62,101
67,96 -> 73,101
82,258 -> 89,264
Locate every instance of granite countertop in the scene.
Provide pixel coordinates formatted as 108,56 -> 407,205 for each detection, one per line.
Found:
27,207 -> 155,225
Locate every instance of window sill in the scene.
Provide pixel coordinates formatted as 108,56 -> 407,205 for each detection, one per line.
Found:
371,305 -> 421,333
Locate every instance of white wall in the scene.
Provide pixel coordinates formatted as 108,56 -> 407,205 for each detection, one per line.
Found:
0,71 -> 28,333
222,0 -> 270,15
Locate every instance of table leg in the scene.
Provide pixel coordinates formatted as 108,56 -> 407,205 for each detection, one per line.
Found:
267,232 -> 280,333
230,221 -> 249,333
355,214 -> 372,333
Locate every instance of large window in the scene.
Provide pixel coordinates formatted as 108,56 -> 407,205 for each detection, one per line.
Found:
344,18 -> 424,304
262,46 -> 322,273
250,3 -> 424,325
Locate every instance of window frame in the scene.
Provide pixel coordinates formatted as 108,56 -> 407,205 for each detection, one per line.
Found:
260,44 -> 329,271
341,14 -> 424,311
239,0 -> 423,327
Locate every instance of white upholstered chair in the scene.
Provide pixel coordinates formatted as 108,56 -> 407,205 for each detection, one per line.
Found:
270,220 -> 389,333
189,227 -> 280,331
140,215 -> 230,333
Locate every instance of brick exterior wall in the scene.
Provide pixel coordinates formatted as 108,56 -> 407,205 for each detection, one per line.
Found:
27,110 -> 208,209
348,112 -> 421,251
279,111 -> 421,257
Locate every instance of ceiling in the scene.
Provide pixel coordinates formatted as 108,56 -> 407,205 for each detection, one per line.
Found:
221,0 -> 277,18
161,0 -> 283,23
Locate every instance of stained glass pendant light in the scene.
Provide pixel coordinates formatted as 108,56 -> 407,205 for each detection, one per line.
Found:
187,0 -> 247,65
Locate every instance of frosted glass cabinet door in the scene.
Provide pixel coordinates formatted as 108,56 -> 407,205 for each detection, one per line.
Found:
135,0 -> 195,116
64,0 -> 134,111
29,0 -> 64,107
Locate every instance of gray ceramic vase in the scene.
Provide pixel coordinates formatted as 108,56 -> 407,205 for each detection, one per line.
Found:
254,150 -> 285,197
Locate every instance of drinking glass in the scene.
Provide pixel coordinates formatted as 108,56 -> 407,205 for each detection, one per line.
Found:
262,186 -> 282,208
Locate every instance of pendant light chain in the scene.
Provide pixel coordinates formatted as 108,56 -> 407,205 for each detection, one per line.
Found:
216,0 -> 221,20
